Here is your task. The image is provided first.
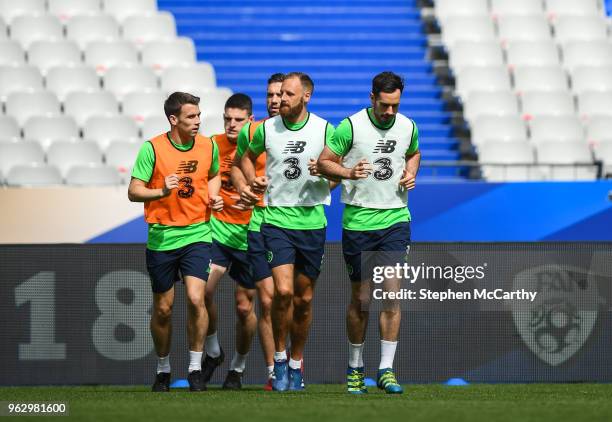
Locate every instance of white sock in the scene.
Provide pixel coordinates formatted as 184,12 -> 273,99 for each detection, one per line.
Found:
288,358 -> 301,370
188,351 -> 203,373
274,350 -> 287,362
230,352 -> 248,373
348,342 -> 364,368
267,365 -> 274,379
157,355 -> 170,374
205,332 -> 221,358
379,340 -> 398,370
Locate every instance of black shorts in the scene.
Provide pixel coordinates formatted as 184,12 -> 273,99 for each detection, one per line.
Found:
261,223 -> 326,281
247,229 -> 272,282
211,240 -> 255,289
146,241 -> 211,293
342,222 -> 411,282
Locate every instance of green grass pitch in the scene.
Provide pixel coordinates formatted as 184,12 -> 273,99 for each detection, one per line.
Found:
2,384 -> 612,422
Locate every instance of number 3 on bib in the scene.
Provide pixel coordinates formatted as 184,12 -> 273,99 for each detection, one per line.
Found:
373,157 -> 393,181
283,157 -> 302,180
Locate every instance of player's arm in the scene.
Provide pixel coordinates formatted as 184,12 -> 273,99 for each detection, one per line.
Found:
127,141 -> 179,202
231,123 -> 260,205
399,121 -> 421,190
208,139 -> 223,211
240,124 -> 268,203
317,119 -> 370,180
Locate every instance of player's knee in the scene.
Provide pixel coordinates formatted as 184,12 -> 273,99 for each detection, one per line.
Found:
235,299 -> 254,321
275,286 -> 293,306
153,304 -> 173,322
259,294 -> 273,316
186,293 -> 205,312
293,291 -> 313,310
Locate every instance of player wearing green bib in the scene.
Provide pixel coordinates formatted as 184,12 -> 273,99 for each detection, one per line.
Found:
317,72 -> 421,394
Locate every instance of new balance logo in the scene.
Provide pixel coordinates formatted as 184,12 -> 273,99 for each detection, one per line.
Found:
177,160 -> 198,174
373,140 -> 397,153
283,141 -> 307,154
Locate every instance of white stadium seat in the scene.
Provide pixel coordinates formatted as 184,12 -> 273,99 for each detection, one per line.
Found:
85,40 -> 139,74
0,116 -> 21,142
0,0 -> 46,23
142,115 -> 169,141
562,41 -> 612,71
103,65 -> 159,98
554,17 -> 608,44
513,66 -> 569,94
47,141 -> 103,175
197,88 -> 233,117
594,144 -> 612,176
455,66 -> 512,99
141,38 -> 196,71
64,91 -> 120,127
578,92 -> 612,119
528,116 -> 584,144
122,12 -> 177,45
201,115 -> 225,137
65,14 -> 121,49
441,17 -> 496,48
449,41 -> 504,71
5,91 -> 61,126
105,140 -> 141,182
536,142 -> 596,180
0,40 -> 25,66
506,41 -> 560,68
521,91 -> 575,118
478,141 -> 537,181
28,40 -> 82,75
161,64 -> 217,94
122,91 -> 167,122
6,164 -> 63,186
435,0 -> 489,22
10,14 -> 64,49
23,115 -> 80,149
83,115 -> 140,149
0,65 -> 43,100
103,0 -> 157,22
0,142 -> 45,174
45,66 -> 101,100
0,16 -> 6,39
497,16 -> 552,44
586,116 -> 612,146
48,0 -> 102,21
490,0 -> 545,18
471,115 -> 528,145
66,164 -> 122,186
571,67 -> 612,94
545,0 -> 601,18
463,91 -> 519,122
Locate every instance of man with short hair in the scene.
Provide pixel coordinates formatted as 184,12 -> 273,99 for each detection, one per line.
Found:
128,92 -> 223,392
317,71 -> 421,394
241,72 -> 334,391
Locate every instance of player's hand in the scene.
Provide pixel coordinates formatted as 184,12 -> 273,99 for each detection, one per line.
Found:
238,184 -> 260,206
308,158 -> 321,176
209,195 -> 224,212
399,169 -> 416,190
230,194 -> 255,210
349,159 -> 372,180
162,174 -> 179,196
251,176 -> 268,194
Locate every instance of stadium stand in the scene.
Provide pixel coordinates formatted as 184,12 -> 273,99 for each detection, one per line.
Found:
5,163 -> 63,187
23,115 -> 80,149
28,40 -> 82,75
65,164 -> 122,186
64,91 -> 120,127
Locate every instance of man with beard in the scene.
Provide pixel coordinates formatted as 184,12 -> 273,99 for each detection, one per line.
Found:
317,71 -> 420,394
240,72 -> 334,391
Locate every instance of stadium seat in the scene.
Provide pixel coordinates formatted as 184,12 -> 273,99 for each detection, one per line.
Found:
0,116 -> 21,142
578,92 -> 612,119
520,91 -> 575,118
64,91 -> 120,127
122,12 -> 177,45
83,115 -> 140,149
441,17 -> 496,49
141,38 -> 196,71
594,144 -> 612,177
161,64 -> 217,94
0,16 -> 6,39
0,65 -> 43,100
506,41 -> 560,68
142,115 -> 169,141
197,88 -> 233,117
0,142 -> 45,175
513,66 -> 569,94
5,91 -> 61,126
28,40 -> 82,75
201,114 -> 225,137
449,41 -> 504,71
470,115 -> 528,145
66,164 -> 122,186
105,140 -> 141,182
528,116 -> 584,144
23,115 -> 80,149
102,0 -> 157,22
571,67 -> 612,94
85,40 -> 139,74
435,0 -> 489,23
545,0 -> 601,18
65,14 -> 121,49
553,17 -> 608,44
490,0 -> 545,18
562,41 -> 612,71
497,16 -> 552,44
463,91 -> 519,122
455,66 -> 512,99
0,0 -> 46,24
0,40 -> 25,66
48,0 -> 102,21
103,65 -> 159,99
47,141 -> 104,176
478,141 -> 537,181
121,91 -> 167,123
10,14 -> 63,49
45,66 -> 101,101
586,116 -> 612,146
6,163 -> 63,186
536,142 -> 596,180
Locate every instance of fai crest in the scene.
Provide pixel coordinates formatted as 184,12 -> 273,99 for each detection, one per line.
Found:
511,265 -> 603,366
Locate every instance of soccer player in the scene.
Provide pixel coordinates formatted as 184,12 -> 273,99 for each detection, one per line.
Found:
317,71 -> 421,394
240,72 -> 334,391
200,93 -> 257,389
128,92 -> 223,392
229,73 -> 284,390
